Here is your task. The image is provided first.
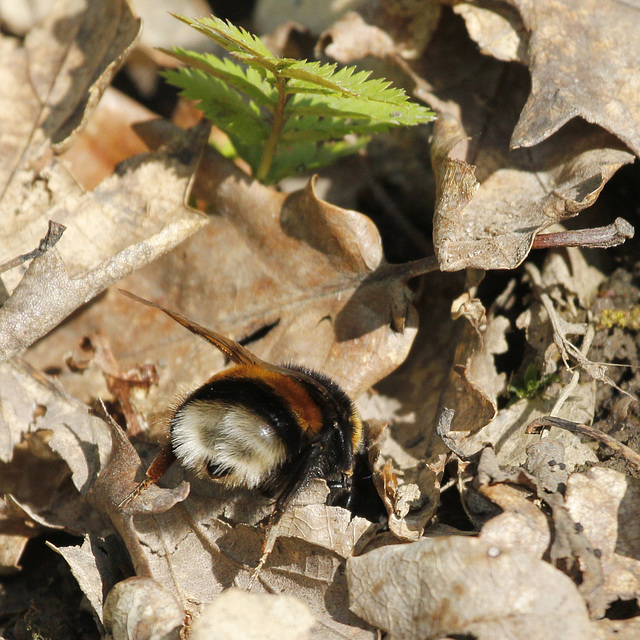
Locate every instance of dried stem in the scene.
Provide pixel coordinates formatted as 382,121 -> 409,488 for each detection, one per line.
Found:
526,416 -> 640,471
0,220 -> 66,275
532,217 -> 634,250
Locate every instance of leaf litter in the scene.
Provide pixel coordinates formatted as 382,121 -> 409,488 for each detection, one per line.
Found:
2,1 -> 640,639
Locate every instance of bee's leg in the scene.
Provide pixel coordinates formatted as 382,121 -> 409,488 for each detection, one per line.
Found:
247,506 -> 285,591
119,444 -> 177,509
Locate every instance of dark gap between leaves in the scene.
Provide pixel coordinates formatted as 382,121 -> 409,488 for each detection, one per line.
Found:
0,532 -> 98,640
605,598 -> 640,620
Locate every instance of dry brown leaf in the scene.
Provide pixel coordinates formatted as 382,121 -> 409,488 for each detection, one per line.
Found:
50,535 -> 116,625
438,284 -> 508,436
478,483 -> 551,558
429,91 -> 633,272
354,273 -> 465,540
319,2 -> 440,63
0,359 -> 113,573
405,11 -> 634,271
439,250 -> 600,469
564,467 -> 640,617
454,1 -> 528,63
0,359 -> 110,486
0,0 -> 140,179
103,576 -> 183,640
348,535 -> 593,640
25,124 -> 422,417
189,588 -> 315,640
0,123 -> 208,362
59,87 -> 153,190
506,0 -> 640,157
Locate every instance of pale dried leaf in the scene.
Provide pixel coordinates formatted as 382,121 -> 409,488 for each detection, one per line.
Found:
0,125 -> 208,362
357,274 -> 466,538
103,576 -> 183,640
479,484 -> 550,557
565,467 -> 640,617
319,2 -> 440,63
190,588 -> 315,640
0,533 -> 28,574
0,360 -> 110,480
50,535 -> 113,623
348,535 -> 593,640
507,0 -> 640,157
461,384 -> 598,469
454,1 -> 528,63
406,10 -> 633,271
430,109 -> 632,271
0,0 -> 140,185
25,128 -> 418,413
439,292 -> 508,436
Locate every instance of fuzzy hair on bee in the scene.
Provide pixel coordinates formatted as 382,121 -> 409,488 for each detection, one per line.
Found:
118,290 -> 365,585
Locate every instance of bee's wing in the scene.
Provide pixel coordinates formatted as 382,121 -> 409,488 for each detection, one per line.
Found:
119,290 -> 263,367
119,290 -> 337,405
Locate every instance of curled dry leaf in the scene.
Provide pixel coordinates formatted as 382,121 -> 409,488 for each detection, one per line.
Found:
0,359 -> 110,496
429,93 -> 633,272
564,467 -> 640,617
189,588 -> 315,640
505,0 -> 640,157
358,272 -> 467,539
438,285 -> 508,436
318,1 -> 440,63
348,535 -> 593,640
0,0 -> 140,182
50,534 -> 124,625
28,121 -> 422,417
454,1 -> 529,63
0,358 -> 111,572
87,409 -> 190,578
407,12 -> 634,271
0,123 -> 209,362
103,576 -> 183,640
478,483 -> 550,558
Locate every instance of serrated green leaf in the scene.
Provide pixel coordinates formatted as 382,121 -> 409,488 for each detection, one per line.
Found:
165,13 -> 436,183
287,93 -> 433,126
281,115 -> 389,143
268,137 -> 370,184
164,47 -> 277,107
172,14 -> 274,60
163,68 -> 269,145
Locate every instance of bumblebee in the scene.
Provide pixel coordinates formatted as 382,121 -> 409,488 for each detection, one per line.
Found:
118,291 -> 365,580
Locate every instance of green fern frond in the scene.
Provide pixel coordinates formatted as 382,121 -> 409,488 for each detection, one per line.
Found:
164,14 -> 435,183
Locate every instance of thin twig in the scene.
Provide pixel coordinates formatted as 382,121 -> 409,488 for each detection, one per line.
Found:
532,218 -> 634,250
526,416 -> 640,471
0,220 -> 67,275
377,255 -> 440,282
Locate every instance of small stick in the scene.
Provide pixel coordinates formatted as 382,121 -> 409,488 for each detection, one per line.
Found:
526,416 -> 640,471
532,218 -> 634,250
0,220 -> 67,274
